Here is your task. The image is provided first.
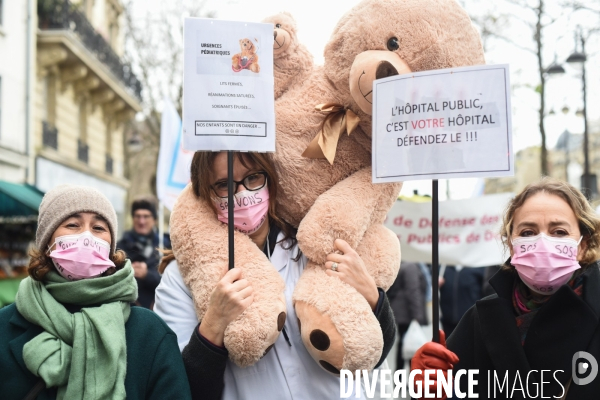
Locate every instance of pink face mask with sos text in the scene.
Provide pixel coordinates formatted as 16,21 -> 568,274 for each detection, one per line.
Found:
48,231 -> 116,281
511,233 -> 583,295
214,185 -> 269,234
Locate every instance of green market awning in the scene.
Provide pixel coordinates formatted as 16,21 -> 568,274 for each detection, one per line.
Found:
0,180 -> 44,222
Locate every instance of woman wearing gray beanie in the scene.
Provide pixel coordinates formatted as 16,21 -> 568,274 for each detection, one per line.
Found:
0,185 -> 191,400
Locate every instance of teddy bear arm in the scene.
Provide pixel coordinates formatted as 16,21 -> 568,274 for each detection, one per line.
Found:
296,167 -> 399,263
355,224 -> 401,290
170,186 -> 288,367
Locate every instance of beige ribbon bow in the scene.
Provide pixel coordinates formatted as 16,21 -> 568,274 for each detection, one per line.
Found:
301,103 -> 360,165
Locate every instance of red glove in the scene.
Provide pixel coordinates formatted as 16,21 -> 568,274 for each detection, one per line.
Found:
410,330 -> 459,400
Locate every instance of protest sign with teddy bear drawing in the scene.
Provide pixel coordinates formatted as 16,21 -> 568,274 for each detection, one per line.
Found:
183,18 -> 275,152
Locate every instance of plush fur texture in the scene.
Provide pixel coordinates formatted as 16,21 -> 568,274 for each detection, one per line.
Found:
273,0 -> 484,372
262,13 -> 314,99
169,0 -> 484,372
170,186 -> 285,367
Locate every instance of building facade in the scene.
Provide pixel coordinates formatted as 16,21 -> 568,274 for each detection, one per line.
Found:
0,0 -> 141,276
0,0 -> 140,230
35,0 -> 141,232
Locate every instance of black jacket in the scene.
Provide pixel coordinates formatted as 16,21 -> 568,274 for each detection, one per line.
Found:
440,266 -> 485,325
117,230 -> 171,308
387,262 -> 428,326
447,262 -> 600,399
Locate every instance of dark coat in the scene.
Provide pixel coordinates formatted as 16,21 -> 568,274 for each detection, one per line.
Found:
387,262 -> 428,325
440,266 -> 485,325
447,262 -> 600,399
0,303 -> 191,400
117,230 -> 171,308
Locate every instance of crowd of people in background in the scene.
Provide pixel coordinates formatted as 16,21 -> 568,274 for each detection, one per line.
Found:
117,198 -> 171,309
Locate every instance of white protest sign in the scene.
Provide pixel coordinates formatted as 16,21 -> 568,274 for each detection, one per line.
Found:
385,193 -> 513,267
372,64 -> 513,183
183,18 -> 275,152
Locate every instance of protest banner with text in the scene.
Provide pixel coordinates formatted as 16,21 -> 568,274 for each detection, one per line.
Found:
384,193 -> 513,267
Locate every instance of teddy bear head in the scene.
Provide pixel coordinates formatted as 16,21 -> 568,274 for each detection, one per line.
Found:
239,38 -> 258,55
263,12 -> 299,56
324,0 -> 485,117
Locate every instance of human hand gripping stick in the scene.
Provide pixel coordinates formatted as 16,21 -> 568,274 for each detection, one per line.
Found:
410,330 -> 459,400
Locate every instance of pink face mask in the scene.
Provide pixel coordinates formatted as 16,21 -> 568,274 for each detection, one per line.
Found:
214,185 -> 269,234
48,231 -> 116,281
511,233 -> 583,295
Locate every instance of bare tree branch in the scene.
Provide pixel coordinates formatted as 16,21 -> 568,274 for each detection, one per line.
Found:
121,0 -> 213,198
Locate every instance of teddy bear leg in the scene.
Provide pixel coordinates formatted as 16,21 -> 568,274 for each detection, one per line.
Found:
293,264 -> 383,373
232,54 -> 240,69
355,223 -> 401,291
250,61 -> 260,73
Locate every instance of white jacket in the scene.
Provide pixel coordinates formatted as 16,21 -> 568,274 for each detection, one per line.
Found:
154,232 -> 364,400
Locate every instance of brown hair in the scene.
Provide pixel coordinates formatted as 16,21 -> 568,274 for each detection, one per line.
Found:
158,249 -> 175,273
159,151 -> 298,273
500,177 -> 600,268
28,248 -> 128,281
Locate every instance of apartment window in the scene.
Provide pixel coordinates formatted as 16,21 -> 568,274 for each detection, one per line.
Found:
42,72 -> 59,149
42,121 -> 58,149
78,139 -> 89,164
105,119 -> 113,174
105,154 -> 113,174
78,98 -> 89,163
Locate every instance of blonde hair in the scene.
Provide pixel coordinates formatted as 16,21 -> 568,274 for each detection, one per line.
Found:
500,177 -> 600,268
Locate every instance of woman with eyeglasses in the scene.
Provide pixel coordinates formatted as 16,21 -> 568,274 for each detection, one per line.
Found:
154,151 -> 396,400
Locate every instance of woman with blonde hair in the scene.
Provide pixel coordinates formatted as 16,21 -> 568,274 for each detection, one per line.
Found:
0,185 -> 191,400
411,177 -> 600,399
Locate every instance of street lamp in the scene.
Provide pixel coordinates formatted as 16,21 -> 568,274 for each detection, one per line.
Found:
546,63 -> 565,75
547,29 -> 596,199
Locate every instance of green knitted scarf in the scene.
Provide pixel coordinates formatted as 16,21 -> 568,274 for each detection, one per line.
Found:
15,261 -> 137,400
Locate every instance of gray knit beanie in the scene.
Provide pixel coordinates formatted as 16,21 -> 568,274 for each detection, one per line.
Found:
36,185 -> 118,254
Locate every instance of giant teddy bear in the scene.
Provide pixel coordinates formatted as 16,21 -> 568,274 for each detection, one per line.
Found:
169,0 -> 485,372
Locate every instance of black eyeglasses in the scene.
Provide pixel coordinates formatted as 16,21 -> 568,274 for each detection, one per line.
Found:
212,171 -> 268,198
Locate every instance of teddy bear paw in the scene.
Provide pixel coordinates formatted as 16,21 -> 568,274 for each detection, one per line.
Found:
295,300 -> 345,374
261,293 -> 287,358
292,266 -> 383,373
225,291 -> 287,366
